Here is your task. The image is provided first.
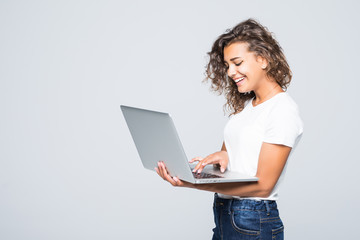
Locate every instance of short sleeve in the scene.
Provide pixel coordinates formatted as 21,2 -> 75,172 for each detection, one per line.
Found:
263,101 -> 304,148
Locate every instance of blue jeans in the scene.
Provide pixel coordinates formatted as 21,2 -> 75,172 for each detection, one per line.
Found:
212,193 -> 284,240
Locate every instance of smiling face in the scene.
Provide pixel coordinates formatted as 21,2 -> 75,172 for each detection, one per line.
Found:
223,42 -> 268,93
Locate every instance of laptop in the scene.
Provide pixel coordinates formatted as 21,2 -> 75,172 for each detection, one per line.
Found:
120,105 -> 258,184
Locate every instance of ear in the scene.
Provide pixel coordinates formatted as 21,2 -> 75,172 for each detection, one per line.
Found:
256,55 -> 268,69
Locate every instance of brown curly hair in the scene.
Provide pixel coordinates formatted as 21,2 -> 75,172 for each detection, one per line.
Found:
205,18 -> 292,116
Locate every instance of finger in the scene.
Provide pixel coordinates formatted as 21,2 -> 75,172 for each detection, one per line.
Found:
218,159 -> 227,173
156,162 -> 164,179
189,157 -> 203,163
155,166 -> 160,176
158,164 -> 183,187
159,161 -> 167,176
192,160 -> 204,173
193,155 -> 216,173
161,161 -> 171,176
159,162 -> 178,186
165,175 -> 177,186
193,161 -> 208,173
173,177 -> 183,186
158,162 -> 168,179
163,171 -> 178,186
201,155 -> 220,166
219,159 -> 227,173
193,155 -> 214,173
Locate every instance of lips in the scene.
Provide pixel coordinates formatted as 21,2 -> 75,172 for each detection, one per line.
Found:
234,76 -> 245,86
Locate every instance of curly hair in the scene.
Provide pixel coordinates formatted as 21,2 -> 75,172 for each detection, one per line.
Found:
204,18 -> 292,116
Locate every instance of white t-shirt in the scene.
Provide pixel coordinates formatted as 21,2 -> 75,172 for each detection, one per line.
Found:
218,92 -> 303,200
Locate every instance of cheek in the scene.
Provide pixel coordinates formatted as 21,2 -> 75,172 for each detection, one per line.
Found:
238,65 -> 248,76
243,63 -> 260,78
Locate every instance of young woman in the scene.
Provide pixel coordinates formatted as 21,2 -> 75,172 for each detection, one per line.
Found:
156,18 -> 303,240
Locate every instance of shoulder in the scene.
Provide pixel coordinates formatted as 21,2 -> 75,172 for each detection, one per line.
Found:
271,92 -> 300,113
266,92 -> 303,130
264,92 -> 304,147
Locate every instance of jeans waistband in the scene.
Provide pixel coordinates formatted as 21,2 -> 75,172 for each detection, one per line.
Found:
214,193 -> 278,212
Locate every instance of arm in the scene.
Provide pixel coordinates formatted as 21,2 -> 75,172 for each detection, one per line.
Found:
195,143 -> 291,197
156,142 -> 291,198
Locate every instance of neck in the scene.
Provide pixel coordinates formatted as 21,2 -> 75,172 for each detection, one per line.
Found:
253,81 -> 283,105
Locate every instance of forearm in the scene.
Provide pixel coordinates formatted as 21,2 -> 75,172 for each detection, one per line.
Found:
200,142 -> 268,197
209,142 -> 268,197
192,180 -> 271,198
195,142 -> 288,198
157,143 -> 288,195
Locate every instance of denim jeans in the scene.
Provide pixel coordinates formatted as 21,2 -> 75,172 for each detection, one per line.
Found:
212,193 -> 284,240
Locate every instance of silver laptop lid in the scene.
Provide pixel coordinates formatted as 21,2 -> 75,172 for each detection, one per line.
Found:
120,105 -> 195,182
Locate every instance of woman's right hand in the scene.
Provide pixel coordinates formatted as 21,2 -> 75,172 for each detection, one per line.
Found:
189,150 -> 229,174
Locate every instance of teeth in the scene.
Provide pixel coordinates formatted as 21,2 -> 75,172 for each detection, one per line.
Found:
235,77 -> 245,83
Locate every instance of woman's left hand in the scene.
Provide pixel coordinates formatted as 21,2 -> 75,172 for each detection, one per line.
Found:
155,161 -> 194,188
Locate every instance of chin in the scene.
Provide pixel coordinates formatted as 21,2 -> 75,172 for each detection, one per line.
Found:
237,86 -> 249,93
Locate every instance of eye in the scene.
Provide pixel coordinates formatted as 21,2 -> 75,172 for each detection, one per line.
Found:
235,61 -> 243,66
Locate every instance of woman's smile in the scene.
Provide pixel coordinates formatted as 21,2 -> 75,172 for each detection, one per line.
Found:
234,76 -> 246,86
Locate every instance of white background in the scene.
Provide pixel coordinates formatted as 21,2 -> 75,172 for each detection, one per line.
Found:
1,0 -> 359,239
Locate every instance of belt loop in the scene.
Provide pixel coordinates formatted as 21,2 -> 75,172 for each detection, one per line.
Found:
265,201 -> 270,216
228,199 -> 233,215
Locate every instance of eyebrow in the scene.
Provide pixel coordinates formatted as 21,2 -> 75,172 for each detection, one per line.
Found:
230,57 -> 242,61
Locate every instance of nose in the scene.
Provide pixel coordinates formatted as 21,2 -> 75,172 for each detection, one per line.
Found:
227,64 -> 236,78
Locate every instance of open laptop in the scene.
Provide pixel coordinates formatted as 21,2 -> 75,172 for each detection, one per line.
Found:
120,105 -> 258,184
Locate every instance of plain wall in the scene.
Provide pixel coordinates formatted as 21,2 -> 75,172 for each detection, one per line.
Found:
1,0 -> 359,239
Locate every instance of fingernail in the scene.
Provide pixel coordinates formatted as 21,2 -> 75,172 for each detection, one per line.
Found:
173,177 -> 178,182
221,168 -> 225,173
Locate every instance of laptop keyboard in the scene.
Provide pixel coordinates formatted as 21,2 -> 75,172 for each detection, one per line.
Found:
192,172 -> 224,179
